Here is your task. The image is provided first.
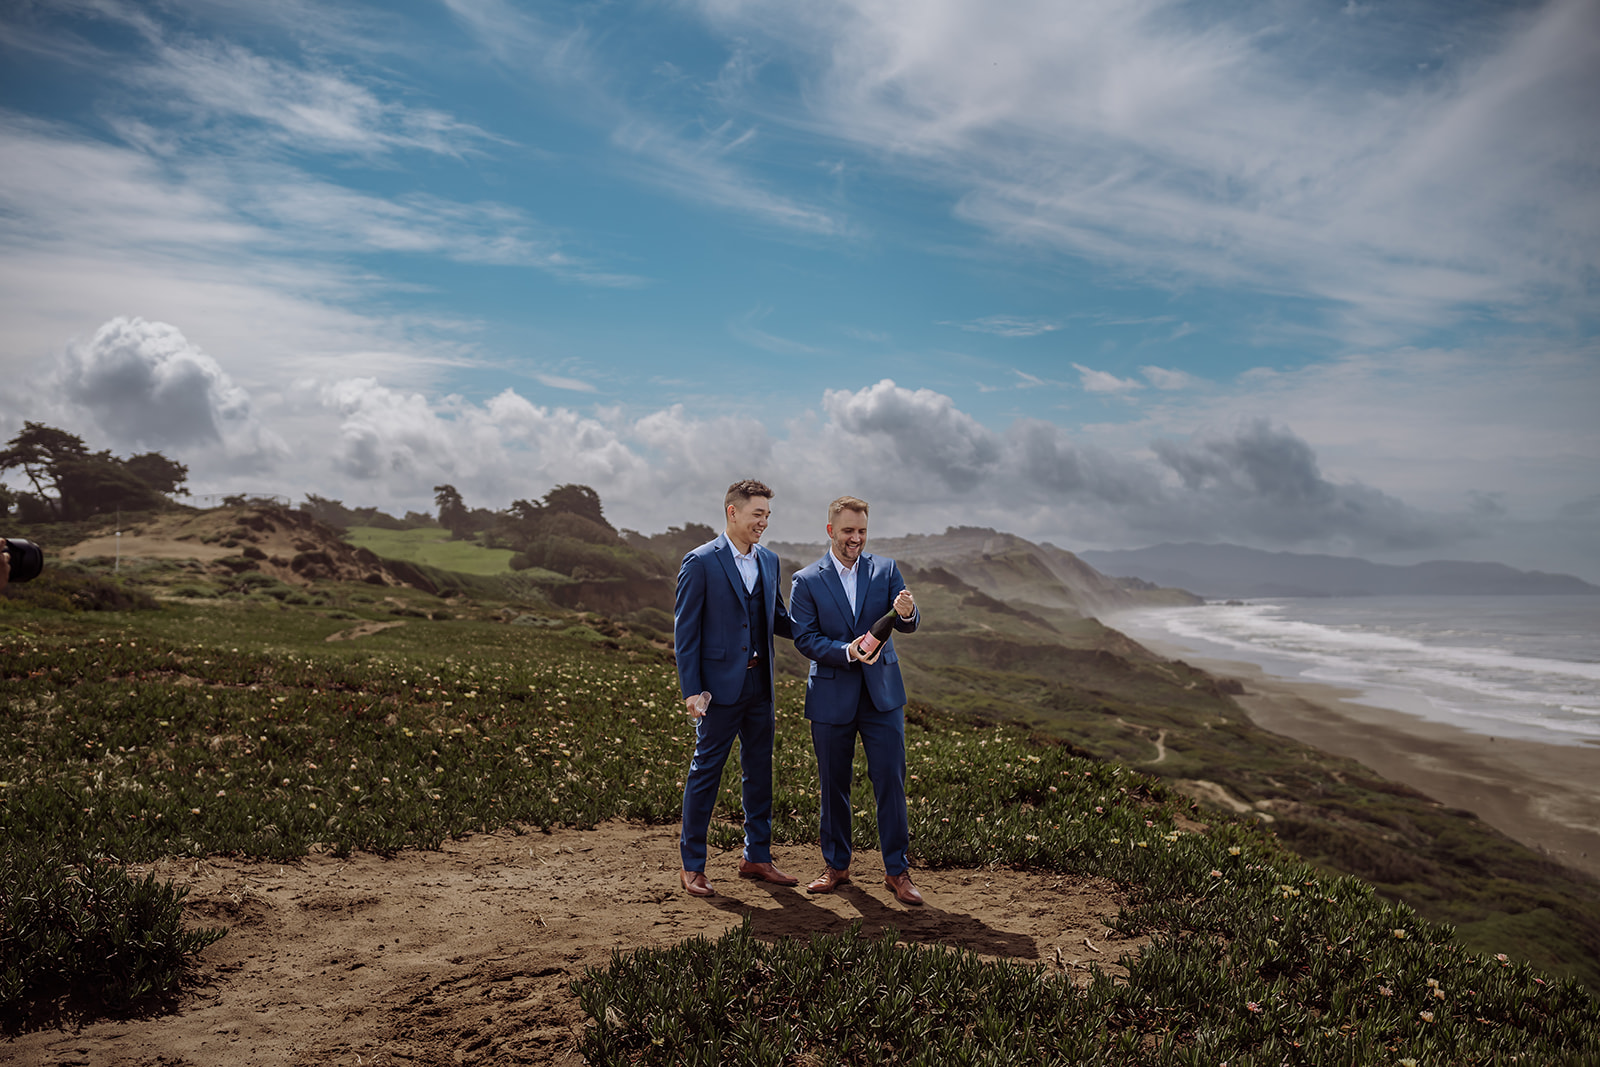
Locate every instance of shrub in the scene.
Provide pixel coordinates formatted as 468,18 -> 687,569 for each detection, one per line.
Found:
0,566 -> 158,613
0,844 -> 226,1019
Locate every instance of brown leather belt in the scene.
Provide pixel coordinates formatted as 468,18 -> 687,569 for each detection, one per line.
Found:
746,657 -> 760,669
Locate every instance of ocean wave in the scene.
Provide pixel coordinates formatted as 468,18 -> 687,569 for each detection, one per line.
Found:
1120,600 -> 1600,746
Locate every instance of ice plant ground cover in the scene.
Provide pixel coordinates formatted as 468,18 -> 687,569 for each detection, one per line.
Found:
0,584 -> 1596,1062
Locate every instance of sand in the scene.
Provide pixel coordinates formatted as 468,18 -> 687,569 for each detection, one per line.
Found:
1134,639 -> 1600,885
6,822 -> 1143,1066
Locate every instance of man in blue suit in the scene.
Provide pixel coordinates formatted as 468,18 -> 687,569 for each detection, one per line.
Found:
673,479 -> 797,897
789,495 -> 923,905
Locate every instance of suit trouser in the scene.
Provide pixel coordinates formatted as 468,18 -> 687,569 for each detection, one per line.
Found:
679,664 -> 774,871
812,689 -> 909,875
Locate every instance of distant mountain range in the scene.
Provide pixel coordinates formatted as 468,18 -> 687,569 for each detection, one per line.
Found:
1078,542 -> 1600,599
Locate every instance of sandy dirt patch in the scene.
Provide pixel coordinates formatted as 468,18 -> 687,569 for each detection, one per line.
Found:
7,821 -> 1143,1067
58,532 -> 236,563
325,621 -> 408,643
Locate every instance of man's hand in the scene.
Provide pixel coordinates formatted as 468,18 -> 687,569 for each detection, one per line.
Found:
894,588 -> 915,619
847,635 -> 882,665
684,691 -> 712,719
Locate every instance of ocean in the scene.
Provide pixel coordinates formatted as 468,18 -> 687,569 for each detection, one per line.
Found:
1106,595 -> 1600,749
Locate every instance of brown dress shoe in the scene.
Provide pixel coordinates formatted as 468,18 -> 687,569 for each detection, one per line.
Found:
885,871 -> 924,906
680,869 -> 714,897
806,867 -> 851,893
738,860 -> 799,886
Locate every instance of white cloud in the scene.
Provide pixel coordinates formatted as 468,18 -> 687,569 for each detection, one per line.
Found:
56,317 -> 283,460
1140,365 -> 1200,390
1073,363 -> 1143,393
12,334 -> 1594,575
690,0 -> 1600,337
533,373 -> 598,393
133,38 -> 497,158
819,379 -> 1002,493
442,0 -> 844,237
0,109 -> 643,405
729,307 -> 820,355
944,315 -> 1061,337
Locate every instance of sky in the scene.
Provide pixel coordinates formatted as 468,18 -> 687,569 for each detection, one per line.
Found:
1,0 -> 1597,579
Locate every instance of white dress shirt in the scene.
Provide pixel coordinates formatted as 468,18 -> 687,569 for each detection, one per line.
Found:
830,549 -> 859,616
731,541 -> 759,593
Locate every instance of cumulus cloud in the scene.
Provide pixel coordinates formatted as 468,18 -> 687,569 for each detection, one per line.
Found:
317,379 -> 645,503
820,379 -> 1001,493
55,317 -> 285,465
10,342 -> 1482,563
1148,419 -> 1455,550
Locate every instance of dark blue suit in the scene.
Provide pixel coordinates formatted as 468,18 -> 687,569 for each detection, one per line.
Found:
789,550 -> 919,875
674,533 -> 792,872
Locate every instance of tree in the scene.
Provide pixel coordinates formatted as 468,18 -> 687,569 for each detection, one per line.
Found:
434,484 -> 469,538
124,452 -> 188,496
542,484 -> 612,531
55,451 -> 165,519
0,423 -> 189,521
0,422 -> 88,519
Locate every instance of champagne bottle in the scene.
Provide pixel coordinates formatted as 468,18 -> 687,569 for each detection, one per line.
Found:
854,609 -> 899,661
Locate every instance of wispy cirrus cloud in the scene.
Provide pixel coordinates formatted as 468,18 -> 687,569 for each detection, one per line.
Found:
533,372 -> 598,393
729,307 -> 821,355
943,315 -> 1061,337
690,0 -> 1600,339
1140,365 -> 1201,390
132,39 -> 499,158
441,0 -> 845,237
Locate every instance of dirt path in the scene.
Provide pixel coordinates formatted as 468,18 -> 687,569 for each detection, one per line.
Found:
8,821 -> 1143,1067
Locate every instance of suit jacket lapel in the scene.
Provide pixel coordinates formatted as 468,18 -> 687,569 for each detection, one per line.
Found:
757,546 -> 777,621
713,534 -> 744,599
817,553 -> 854,627
854,552 -> 875,626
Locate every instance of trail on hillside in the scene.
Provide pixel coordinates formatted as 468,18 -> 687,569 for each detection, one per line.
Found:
9,821 -> 1145,1067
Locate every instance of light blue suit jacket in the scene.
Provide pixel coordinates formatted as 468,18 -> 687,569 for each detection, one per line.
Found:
674,533 -> 792,705
789,551 -> 919,725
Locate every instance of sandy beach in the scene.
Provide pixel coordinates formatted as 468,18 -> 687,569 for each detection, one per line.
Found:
1132,636 -> 1600,886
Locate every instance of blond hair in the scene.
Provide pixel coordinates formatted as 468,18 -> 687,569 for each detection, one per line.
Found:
827,495 -> 870,523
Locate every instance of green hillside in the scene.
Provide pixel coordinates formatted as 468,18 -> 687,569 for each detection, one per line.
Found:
342,525 -> 517,575
2,562 -> 1596,1061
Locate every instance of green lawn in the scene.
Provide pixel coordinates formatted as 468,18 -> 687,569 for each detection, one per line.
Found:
342,525 -> 516,576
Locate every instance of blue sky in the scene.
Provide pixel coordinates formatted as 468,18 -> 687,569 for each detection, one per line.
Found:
1,0 -> 1596,578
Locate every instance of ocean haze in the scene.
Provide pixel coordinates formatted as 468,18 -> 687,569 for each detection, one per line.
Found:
1081,543 -> 1600,599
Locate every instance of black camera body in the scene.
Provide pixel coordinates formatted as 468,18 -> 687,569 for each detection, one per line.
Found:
3,538 -> 44,583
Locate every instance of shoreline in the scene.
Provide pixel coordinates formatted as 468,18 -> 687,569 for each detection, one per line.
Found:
1131,634 -> 1600,886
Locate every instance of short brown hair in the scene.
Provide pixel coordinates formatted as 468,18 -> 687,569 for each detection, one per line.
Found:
725,479 -> 775,509
827,495 -> 870,523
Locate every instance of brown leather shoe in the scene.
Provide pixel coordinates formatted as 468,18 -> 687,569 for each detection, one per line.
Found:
806,867 -> 851,893
885,871 -> 924,906
738,860 -> 799,886
680,869 -> 714,897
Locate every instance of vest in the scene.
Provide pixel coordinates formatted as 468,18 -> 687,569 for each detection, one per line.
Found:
744,566 -> 767,660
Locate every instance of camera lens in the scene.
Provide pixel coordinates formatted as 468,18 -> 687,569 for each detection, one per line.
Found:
3,538 -> 44,584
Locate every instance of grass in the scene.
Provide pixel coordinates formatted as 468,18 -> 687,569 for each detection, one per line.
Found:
342,525 -> 518,576
863,572 -> 1600,990
1,568 -> 1598,1060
